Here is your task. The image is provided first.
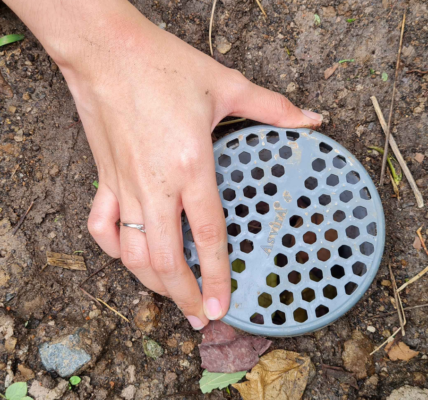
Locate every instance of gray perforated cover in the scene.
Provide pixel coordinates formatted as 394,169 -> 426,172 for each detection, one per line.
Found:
183,126 -> 385,337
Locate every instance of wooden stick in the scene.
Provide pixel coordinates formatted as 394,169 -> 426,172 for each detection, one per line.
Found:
380,11 -> 406,185
397,265 -> 428,293
209,0 -> 217,57
416,226 -> 428,257
367,303 -> 428,319
216,118 -> 247,127
389,263 -> 406,336
406,69 -> 428,75
371,96 -> 424,208
370,327 -> 402,355
80,258 -> 118,286
255,0 -> 267,17
97,298 -> 130,322
12,201 -> 34,235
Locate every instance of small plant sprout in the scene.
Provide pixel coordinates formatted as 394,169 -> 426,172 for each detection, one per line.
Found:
68,376 -> 81,390
338,59 -> 355,64
0,34 -> 24,48
92,180 -> 99,189
382,72 -> 388,81
346,18 -> 356,23
314,14 -> 321,25
1,382 -> 33,400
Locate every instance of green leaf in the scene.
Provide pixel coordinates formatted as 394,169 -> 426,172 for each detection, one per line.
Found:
199,370 -> 247,394
69,376 -> 81,386
0,34 -> 24,48
5,382 -> 27,400
314,14 -> 321,25
338,59 -> 355,64
382,72 -> 388,81
92,180 -> 99,189
369,68 -> 375,75
21,397 -> 33,400
346,18 -> 356,23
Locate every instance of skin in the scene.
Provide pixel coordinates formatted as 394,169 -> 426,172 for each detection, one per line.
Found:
5,0 -> 322,329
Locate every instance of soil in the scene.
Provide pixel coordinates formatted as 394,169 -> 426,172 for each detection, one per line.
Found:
1,0 -> 428,399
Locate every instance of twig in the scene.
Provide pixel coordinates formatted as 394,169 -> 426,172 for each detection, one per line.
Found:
12,201 -> 34,235
416,226 -> 428,257
371,96 -> 424,208
397,265 -> 428,293
96,298 -> 130,322
406,69 -> 428,75
80,258 -> 118,286
367,303 -> 428,319
370,327 -> 402,355
10,164 -> 19,179
388,262 -> 406,336
216,118 -> 247,127
209,0 -> 218,57
255,0 -> 267,17
79,287 -> 102,305
380,10 -> 406,185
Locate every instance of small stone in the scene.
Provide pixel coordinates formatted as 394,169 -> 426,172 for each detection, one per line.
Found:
415,153 -> 425,163
167,338 -> 178,348
125,341 -> 133,348
5,337 -> 17,353
121,385 -> 136,400
49,164 -> 60,177
342,330 -> 374,379
381,280 -> 392,287
17,364 -> 35,381
134,297 -> 160,334
158,22 -> 166,30
48,232 -> 56,239
360,374 -> 379,397
8,106 -> 16,113
181,340 -> 194,355
367,326 -> 376,333
165,371 -> 177,384
356,126 -> 365,137
215,36 -> 232,54
22,92 -> 31,101
286,82 -> 297,93
142,337 -> 163,359
179,359 -> 190,368
89,309 -> 101,319
417,177 -> 428,188
29,379 -> 69,400
387,385 -> 428,400
14,129 -> 24,142
382,329 -> 391,337
50,62 -> 58,71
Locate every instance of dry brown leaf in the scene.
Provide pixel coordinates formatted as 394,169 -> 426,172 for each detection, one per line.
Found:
413,236 -> 422,251
0,70 -> 13,98
386,341 -> 419,361
232,350 -> 310,400
324,63 -> 339,80
46,251 -> 87,271
415,153 -> 425,163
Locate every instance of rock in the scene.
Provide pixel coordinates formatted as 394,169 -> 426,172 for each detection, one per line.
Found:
165,372 -> 177,384
135,383 -> 150,400
181,340 -> 194,355
49,164 -> 60,177
286,82 -> 297,93
5,337 -> 17,353
126,365 -> 136,383
142,337 -> 163,359
415,153 -> 425,163
29,379 -> 69,400
416,176 -> 428,188
13,129 -> 23,142
89,309 -> 101,319
387,385 -> 428,400
134,297 -> 160,334
342,330 -> 374,379
360,374 -> 379,397
121,385 -> 136,400
356,126 -> 365,137
215,36 -> 232,54
22,92 -> 31,101
8,105 -> 16,113
0,314 -> 14,339
16,364 -> 35,381
402,45 -> 415,59
367,326 -> 376,333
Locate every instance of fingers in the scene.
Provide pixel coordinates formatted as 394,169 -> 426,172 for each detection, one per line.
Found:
144,201 -> 209,330
88,183 -> 121,258
182,171 -> 230,321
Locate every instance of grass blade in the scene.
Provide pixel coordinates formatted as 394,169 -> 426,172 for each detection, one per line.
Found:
0,34 -> 24,47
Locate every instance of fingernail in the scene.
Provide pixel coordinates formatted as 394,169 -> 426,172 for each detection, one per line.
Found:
302,109 -> 323,122
204,297 -> 223,320
186,315 -> 205,330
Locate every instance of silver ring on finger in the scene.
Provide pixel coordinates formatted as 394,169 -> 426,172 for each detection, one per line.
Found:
118,222 -> 146,234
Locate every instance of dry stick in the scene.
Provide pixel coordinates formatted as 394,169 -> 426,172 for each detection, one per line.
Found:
216,118 -> 247,127
371,96 -> 424,208
388,262 -> 406,336
255,0 -> 267,17
80,258 -> 118,286
12,201 -> 34,235
370,327 -> 402,355
406,69 -> 428,75
96,298 -> 130,322
368,303 -> 428,319
379,11 -> 407,185
208,0 -> 217,57
80,287 -> 102,305
416,226 -> 428,257
397,265 -> 428,293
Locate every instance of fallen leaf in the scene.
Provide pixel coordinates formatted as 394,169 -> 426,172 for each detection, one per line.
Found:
199,320 -> 271,373
0,70 -> 13,98
232,350 -> 311,400
46,251 -> 86,271
322,365 -> 358,390
415,153 -> 425,163
199,370 -> 246,394
324,63 -> 339,80
382,72 -> 389,81
386,341 -> 419,361
413,236 -> 422,251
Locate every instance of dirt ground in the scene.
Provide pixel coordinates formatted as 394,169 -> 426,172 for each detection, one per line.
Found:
1,0 -> 428,398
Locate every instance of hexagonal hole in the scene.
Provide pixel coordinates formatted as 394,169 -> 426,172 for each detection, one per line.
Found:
340,190 -> 353,203
290,215 -> 304,228
360,242 -> 374,256
319,142 -> 333,154
223,188 -> 236,201
333,155 -> 347,169
338,245 -> 352,259
271,164 -> 285,177
251,167 -> 264,180
317,248 -> 331,261
266,273 -> 280,288
279,145 -> 292,160
326,174 -> 339,186
227,223 -> 241,237
286,131 -> 299,141
243,186 -> 256,198
333,210 -> 346,222
250,313 -> 264,324
232,258 -> 246,273
184,247 -> 191,260
302,288 -> 316,302
331,265 -> 345,279
231,170 -> 243,183
264,183 -> 277,196
319,194 -> 331,206
346,171 -> 360,184
305,177 -> 318,190
191,264 -> 201,279
231,278 -> 238,293
272,310 -> 286,325
346,225 -> 360,239
239,151 -> 251,164
294,308 -> 308,323
352,261 -> 367,276
228,243 -> 233,255
353,206 -> 368,219
345,282 -> 358,295
311,213 -> 324,225
316,305 -> 329,318
256,201 -> 269,215
312,158 -> 326,172
282,234 -> 296,248
325,229 -> 338,242
248,220 -> 262,234
216,172 -> 224,187
310,267 -> 323,282
274,253 -> 288,267
227,138 -> 239,149
235,204 -> 249,218
297,196 -> 311,209
296,251 -> 309,264
288,271 -> 301,284
303,231 -> 317,244
223,208 -> 229,218
259,149 -> 272,162
360,187 -> 371,200
258,292 -> 272,308
367,222 -> 377,236
266,131 -> 279,144
218,154 -> 231,168
323,284 -> 338,299
280,290 -> 294,305
246,134 -> 259,147
240,239 -> 254,254
184,229 -> 194,242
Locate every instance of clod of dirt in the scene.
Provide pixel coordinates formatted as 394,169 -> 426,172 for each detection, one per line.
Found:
199,320 -> 271,373
387,385 -> 428,400
29,379 -> 69,400
0,313 -> 14,339
359,374 -> 379,397
121,385 -> 137,400
181,340 -> 195,355
342,330 -> 374,380
215,36 -> 232,54
0,70 -> 13,98
15,364 -> 35,381
134,296 -> 160,334
386,341 -> 419,361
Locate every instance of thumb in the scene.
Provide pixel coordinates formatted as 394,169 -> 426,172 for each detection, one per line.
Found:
229,78 -> 323,128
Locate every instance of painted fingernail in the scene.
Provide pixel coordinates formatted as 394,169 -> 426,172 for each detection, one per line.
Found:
187,315 -> 205,330
302,109 -> 323,122
204,297 -> 223,320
